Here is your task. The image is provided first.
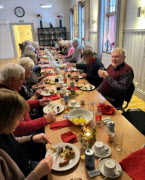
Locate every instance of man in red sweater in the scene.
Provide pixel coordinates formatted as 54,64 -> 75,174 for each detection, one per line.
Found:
0,63 -> 56,136
97,48 -> 134,108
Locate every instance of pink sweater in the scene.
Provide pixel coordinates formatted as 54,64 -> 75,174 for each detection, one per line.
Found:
67,47 -> 75,56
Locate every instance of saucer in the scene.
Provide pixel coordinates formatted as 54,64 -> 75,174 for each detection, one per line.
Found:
68,102 -> 79,108
99,158 -> 122,178
92,143 -> 111,158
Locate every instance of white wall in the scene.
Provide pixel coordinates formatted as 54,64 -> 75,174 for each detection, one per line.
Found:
123,0 -> 145,100
0,0 -> 70,59
124,0 -> 145,30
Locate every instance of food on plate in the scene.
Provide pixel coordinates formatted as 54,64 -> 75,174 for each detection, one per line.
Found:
50,145 -> 75,167
57,106 -> 60,113
50,89 -> 55,94
50,80 -> 55,84
71,116 -> 86,125
59,159 -> 69,167
44,89 -> 49,93
81,84 -> 94,90
50,146 -> 57,153
41,69 -> 45,73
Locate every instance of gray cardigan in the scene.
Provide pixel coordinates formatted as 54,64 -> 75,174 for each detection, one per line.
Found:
0,148 -> 39,180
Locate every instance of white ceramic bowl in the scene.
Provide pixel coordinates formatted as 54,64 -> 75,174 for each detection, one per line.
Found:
67,108 -> 93,126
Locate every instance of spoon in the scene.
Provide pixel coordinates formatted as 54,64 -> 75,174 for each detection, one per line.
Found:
98,147 -> 109,161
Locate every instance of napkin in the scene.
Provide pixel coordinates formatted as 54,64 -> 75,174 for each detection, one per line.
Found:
61,131 -> 78,143
43,94 -> 60,100
119,148 -> 145,180
46,73 -> 56,76
50,119 -> 73,130
97,104 -> 115,115
67,86 -> 79,90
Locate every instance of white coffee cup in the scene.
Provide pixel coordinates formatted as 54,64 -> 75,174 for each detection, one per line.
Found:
94,141 -> 104,154
70,100 -> 77,107
104,159 -> 116,175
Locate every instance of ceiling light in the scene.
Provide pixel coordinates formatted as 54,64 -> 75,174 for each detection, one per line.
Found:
40,3 -> 52,8
0,4 -> 4,9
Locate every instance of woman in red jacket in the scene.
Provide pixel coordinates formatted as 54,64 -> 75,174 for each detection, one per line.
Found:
0,63 -> 56,136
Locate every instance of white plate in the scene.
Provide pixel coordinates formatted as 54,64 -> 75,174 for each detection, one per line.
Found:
79,84 -> 95,91
46,69 -> 54,74
43,104 -> 64,114
99,158 -> 122,178
45,143 -> 80,171
92,143 -> 111,158
41,89 -> 56,96
78,75 -> 83,79
67,108 -> 93,126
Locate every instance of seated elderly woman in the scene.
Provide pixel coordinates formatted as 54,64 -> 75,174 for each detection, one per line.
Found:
24,44 -> 35,53
21,51 -> 47,84
67,40 -> 75,56
56,40 -> 68,55
32,41 -> 41,61
18,57 -> 43,100
18,57 -> 45,119
66,44 -> 85,67
64,38 -> 82,63
0,88 -> 53,180
0,63 -> 56,136
22,40 -> 32,53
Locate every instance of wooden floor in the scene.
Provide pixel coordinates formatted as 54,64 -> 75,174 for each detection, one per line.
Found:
0,58 -> 145,112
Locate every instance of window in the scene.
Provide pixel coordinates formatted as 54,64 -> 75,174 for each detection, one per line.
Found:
103,0 -> 117,52
69,8 -> 74,39
78,1 -> 85,44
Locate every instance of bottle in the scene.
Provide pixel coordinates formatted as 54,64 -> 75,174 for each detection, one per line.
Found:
95,107 -> 102,124
64,93 -> 69,105
63,74 -> 67,84
70,80 -> 74,88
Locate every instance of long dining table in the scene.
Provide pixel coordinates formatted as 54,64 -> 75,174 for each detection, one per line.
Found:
42,63 -> 145,180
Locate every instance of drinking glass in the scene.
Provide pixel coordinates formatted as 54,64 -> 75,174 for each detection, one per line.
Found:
99,67 -> 105,70
114,130 -> 123,151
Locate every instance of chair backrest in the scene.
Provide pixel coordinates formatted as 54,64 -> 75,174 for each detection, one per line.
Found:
19,43 -> 24,51
117,83 -> 135,112
124,83 -> 135,103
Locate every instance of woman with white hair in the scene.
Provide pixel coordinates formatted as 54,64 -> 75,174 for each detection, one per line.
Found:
24,45 -> 35,53
67,40 -> 75,56
21,51 -> 47,84
64,38 -> 81,63
18,57 -> 42,100
0,63 -> 56,136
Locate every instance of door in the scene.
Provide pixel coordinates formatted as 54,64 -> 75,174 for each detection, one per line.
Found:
11,24 -> 34,58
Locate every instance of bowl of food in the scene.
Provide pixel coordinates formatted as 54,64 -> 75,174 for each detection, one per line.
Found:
67,108 -> 93,126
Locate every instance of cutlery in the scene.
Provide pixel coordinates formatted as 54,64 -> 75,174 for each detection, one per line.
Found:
63,115 -> 79,118
98,147 -> 109,161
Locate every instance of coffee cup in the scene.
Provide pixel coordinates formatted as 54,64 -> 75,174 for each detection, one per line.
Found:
104,159 -> 116,175
94,141 -> 104,154
70,100 -> 77,107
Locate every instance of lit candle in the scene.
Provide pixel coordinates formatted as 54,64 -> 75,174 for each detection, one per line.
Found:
85,132 -> 91,137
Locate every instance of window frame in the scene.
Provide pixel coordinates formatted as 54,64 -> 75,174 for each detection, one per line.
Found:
103,0 -> 118,54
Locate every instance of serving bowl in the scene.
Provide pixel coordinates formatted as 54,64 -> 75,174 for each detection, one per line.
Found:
67,108 -> 93,126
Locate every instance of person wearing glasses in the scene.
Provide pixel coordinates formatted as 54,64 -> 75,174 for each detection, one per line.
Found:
97,47 -> 134,108
77,48 -> 104,88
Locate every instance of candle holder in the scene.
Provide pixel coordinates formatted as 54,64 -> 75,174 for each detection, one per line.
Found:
79,126 -> 96,150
